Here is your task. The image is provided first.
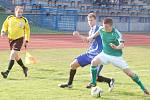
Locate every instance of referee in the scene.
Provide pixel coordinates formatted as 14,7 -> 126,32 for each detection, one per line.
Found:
1,6 -> 30,78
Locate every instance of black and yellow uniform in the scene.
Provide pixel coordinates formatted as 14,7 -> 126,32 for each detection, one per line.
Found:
1,15 -> 30,78
1,15 -> 30,51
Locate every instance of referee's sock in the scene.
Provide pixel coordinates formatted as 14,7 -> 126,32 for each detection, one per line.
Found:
17,58 -> 26,69
7,60 -> 15,72
1,60 -> 14,78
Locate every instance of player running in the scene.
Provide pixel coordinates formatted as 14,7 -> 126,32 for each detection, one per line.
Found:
58,13 -> 114,91
87,17 -> 149,96
1,6 -> 30,78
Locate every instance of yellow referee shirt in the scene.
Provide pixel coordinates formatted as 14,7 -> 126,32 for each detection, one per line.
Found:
1,15 -> 30,41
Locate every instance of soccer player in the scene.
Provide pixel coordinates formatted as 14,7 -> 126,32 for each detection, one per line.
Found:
58,13 -> 114,91
1,6 -> 30,78
87,17 -> 149,95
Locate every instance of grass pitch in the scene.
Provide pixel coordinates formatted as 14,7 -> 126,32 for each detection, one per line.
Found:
0,46 -> 149,100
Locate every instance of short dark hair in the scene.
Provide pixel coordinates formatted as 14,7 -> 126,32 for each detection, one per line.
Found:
103,17 -> 113,25
87,13 -> 96,19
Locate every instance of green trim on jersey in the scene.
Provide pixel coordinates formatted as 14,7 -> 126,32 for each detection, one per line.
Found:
99,28 -> 123,57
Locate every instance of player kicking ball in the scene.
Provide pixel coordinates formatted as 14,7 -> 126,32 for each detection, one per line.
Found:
0,6 -> 30,78
87,17 -> 149,95
58,13 -> 114,91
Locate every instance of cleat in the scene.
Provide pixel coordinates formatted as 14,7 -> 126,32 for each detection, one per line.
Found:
1,71 -> 8,79
86,83 -> 96,89
108,78 -> 115,92
23,67 -> 28,77
144,89 -> 149,96
58,83 -> 72,88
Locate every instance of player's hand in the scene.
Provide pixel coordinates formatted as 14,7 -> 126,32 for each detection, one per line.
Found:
73,31 -> 80,37
109,43 -> 117,49
1,31 -> 6,37
87,36 -> 93,42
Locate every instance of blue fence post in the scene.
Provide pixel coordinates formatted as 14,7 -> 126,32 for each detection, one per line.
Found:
128,16 -> 131,32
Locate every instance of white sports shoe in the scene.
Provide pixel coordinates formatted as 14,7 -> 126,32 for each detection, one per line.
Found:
108,78 -> 115,92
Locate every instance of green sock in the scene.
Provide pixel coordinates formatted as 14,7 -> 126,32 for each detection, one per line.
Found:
131,74 -> 145,91
91,66 -> 97,85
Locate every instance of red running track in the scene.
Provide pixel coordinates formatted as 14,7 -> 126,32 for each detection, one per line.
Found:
0,34 -> 150,50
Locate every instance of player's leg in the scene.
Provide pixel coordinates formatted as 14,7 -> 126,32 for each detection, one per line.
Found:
86,56 -> 102,88
97,66 -> 113,84
59,53 -> 91,88
58,59 -> 80,88
1,49 -> 17,78
68,59 -> 80,85
15,53 -> 28,77
96,65 -> 114,84
111,56 -> 149,95
87,52 -> 110,88
123,68 -> 149,95
96,65 -> 115,92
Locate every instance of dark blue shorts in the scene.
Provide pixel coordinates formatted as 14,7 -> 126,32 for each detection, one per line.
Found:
75,53 -> 94,67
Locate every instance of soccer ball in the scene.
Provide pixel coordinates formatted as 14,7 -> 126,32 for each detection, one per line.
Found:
91,86 -> 103,97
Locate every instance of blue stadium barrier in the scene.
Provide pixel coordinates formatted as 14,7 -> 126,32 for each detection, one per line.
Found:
24,9 -> 78,32
1,0 -> 150,32
0,0 -> 14,10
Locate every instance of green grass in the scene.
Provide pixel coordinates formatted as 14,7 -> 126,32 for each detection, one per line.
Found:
0,46 -> 150,100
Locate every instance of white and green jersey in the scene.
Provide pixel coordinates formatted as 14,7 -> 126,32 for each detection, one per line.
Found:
99,27 -> 124,57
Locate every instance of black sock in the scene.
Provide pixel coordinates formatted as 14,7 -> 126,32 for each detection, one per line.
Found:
97,76 -> 111,84
17,59 -> 26,69
68,69 -> 76,85
97,65 -> 103,76
7,60 -> 15,72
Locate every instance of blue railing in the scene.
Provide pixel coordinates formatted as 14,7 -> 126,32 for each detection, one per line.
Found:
1,0 -> 150,32
0,0 -> 14,10
24,9 -> 78,32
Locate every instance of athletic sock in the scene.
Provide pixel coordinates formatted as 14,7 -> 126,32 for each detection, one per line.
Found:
7,60 -> 15,71
17,59 -> 26,69
97,76 -> 111,84
68,69 -> 76,85
96,65 -> 103,77
91,66 -> 97,85
131,74 -> 146,91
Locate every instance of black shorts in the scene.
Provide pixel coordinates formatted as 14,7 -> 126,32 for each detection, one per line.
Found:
9,37 -> 24,51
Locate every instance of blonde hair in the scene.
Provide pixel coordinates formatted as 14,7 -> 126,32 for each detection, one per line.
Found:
87,13 -> 96,19
15,6 -> 23,11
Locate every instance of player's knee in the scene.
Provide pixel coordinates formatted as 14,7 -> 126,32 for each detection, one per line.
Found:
91,59 -> 98,66
15,56 -> 19,61
123,69 -> 134,77
10,50 -> 18,60
70,61 -> 79,70
15,54 -> 20,61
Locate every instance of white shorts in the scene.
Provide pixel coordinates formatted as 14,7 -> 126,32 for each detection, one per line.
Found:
93,52 -> 128,69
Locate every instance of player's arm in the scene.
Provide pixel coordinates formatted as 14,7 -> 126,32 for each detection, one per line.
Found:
87,31 -> 99,42
86,26 -> 102,42
110,42 -> 124,50
1,17 -> 9,37
24,18 -> 30,48
73,31 -> 89,43
110,29 -> 125,50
